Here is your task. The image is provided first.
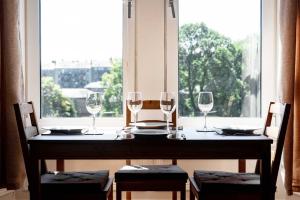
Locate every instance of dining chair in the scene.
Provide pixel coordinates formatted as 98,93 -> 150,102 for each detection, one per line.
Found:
125,99 -> 176,128
115,100 -> 187,200
189,102 -> 291,200
14,101 -> 113,200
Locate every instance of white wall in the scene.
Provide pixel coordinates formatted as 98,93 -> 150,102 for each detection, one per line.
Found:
136,0 -> 165,98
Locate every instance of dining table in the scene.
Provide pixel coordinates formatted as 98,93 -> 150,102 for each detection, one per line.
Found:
27,128 -> 273,200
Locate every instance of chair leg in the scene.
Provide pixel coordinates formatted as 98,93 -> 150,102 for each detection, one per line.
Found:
116,187 -> 122,200
180,189 -> 186,200
126,191 -> 131,200
108,188 -> 113,200
189,190 -> 195,200
190,183 -> 195,200
172,191 -> 177,200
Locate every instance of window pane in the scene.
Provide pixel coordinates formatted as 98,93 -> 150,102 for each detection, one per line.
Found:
178,0 -> 261,117
41,0 -> 123,117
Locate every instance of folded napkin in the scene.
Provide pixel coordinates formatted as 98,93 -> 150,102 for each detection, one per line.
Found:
215,126 -> 262,136
41,126 -> 87,135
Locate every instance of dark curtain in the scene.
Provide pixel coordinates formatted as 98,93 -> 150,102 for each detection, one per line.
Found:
0,0 -> 26,189
279,0 -> 300,195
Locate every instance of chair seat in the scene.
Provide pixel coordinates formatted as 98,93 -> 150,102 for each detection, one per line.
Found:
41,170 -> 109,193
115,165 -> 188,182
193,170 -> 261,193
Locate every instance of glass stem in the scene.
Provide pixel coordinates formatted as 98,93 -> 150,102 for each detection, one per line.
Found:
204,112 -> 207,130
166,114 -> 170,133
92,114 -> 96,129
134,112 -> 137,129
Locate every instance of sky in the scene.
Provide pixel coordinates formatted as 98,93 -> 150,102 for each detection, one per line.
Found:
179,0 -> 260,40
41,0 -> 260,65
41,0 -> 123,63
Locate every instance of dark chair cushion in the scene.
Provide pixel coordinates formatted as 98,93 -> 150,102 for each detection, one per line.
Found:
193,170 -> 261,193
115,165 -> 188,182
41,170 -> 109,193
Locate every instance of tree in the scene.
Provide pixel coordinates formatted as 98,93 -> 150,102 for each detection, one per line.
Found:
179,23 -> 249,117
100,59 -> 123,116
41,77 -> 77,117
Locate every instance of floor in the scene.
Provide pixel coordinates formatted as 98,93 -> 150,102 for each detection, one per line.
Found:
12,190 -> 300,200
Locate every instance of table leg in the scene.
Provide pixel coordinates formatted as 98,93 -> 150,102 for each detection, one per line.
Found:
261,144 -> 272,200
238,159 -> 246,172
29,158 -> 41,200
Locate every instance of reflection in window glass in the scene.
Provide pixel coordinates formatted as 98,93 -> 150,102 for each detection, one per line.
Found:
41,0 -> 123,117
178,0 -> 261,117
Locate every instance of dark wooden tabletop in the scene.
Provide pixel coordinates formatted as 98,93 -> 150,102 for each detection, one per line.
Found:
28,128 -> 272,160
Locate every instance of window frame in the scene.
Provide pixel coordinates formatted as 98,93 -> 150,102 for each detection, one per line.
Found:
26,0 -> 277,127
25,0 -> 135,127
167,0 -> 278,127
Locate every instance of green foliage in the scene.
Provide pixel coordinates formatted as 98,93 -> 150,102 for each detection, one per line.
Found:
179,23 -> 249,117
100,59 -> 123,117
41,77 -> 77,117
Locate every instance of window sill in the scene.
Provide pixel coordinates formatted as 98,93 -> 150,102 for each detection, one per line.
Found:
179,117 -> 264,129
38,116 -> 264,129
38,117 -> 124,127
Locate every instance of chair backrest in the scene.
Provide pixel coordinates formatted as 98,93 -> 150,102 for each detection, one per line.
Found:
14,102 -> 47,184
126,100 -> 176,127
126,100 -> 178,165
255,102 -> 291,189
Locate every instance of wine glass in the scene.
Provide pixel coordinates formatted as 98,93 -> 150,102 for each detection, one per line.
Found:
86,91 -> 102,134
198,91 -> 214,132
127,92 -> 143,132
160,92 -> 176,137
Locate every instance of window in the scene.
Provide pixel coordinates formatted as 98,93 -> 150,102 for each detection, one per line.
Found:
27,0 -> 275,126
40,0 -> 123,118
178,0 -> 261,118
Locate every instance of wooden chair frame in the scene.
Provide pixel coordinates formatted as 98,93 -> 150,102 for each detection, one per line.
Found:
123,99 -> 181,200
14,101 -> 113,200
126,100 -> 176,128
189,102 -> 291,200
